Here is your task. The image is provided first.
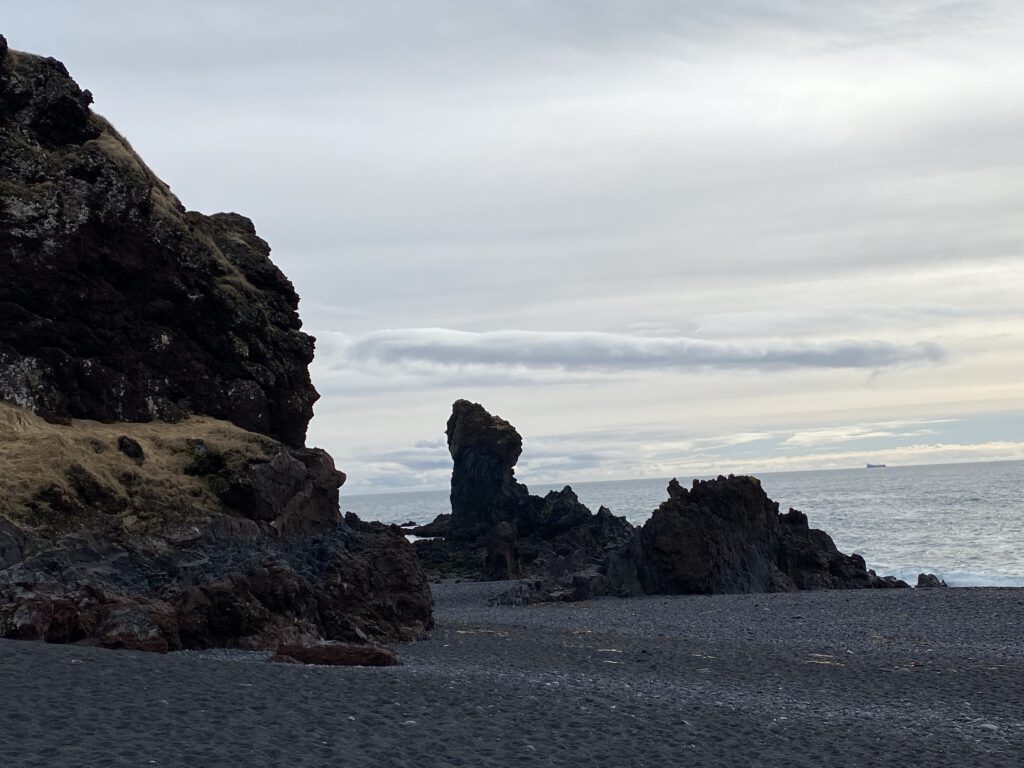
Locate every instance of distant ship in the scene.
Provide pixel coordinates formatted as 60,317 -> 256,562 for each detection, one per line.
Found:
866,463 -> 887,469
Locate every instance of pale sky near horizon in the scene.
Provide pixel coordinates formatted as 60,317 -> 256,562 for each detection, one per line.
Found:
7,2 -> 1024,493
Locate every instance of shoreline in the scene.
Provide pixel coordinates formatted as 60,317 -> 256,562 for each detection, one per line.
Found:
2,585 -> 1021,767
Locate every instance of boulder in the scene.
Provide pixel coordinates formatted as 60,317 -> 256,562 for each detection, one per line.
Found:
275,642 -> 399,667
916,573 -> 947,588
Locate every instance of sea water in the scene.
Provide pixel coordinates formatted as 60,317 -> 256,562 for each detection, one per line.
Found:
340,460 -> 1024,587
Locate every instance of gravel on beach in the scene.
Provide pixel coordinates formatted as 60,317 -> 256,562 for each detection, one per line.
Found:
2,584 -> 1022,767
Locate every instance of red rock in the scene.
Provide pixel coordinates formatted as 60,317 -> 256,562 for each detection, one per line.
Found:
276,642 -> 399,667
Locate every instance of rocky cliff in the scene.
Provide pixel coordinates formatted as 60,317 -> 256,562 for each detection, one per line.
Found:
0,38 -> 432,653
0,36 -> 315,447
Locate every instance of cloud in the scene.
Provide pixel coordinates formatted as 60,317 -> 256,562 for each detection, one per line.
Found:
341,328 -> 945,374
781,420 -> 949,448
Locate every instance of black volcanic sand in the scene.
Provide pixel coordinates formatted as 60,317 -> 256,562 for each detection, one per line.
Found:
2,586 -> 1022,767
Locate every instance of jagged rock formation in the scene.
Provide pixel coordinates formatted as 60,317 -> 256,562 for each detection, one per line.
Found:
415,400 -> 635,583
0,40 -> 432,652
0,404 -> 432,652
425,400 -> 906,601
446,399 -> 529,541
631,476 -> 907,594
916,573 -> 947,588
0,37 -> 315,447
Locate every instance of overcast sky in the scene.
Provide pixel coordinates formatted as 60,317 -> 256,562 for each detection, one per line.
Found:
8,1 -> 1024,493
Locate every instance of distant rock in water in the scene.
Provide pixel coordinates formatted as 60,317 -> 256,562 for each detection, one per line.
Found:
421,400 -> 908,601
0,39 -> 432,652
0,37 -> 315,447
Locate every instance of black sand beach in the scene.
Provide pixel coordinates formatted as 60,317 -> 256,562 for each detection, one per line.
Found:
2,585 -> 1022,768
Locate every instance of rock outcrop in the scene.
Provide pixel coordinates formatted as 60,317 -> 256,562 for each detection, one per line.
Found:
0,37 -> 315,447
423,400 -> 906,601
631,476 -> 907,594
0,404 -> 433,651
446,399 -> 530,542
415,400 -> 635,583
916,573 -> 947,588
0,39 -> 433,652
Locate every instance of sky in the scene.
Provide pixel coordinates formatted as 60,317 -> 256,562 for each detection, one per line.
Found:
7,1 -> 1024,494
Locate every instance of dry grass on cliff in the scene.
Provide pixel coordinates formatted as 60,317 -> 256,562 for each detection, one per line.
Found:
0,401 -> 278,538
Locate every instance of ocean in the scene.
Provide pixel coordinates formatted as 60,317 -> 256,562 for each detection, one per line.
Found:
340,460 -> 1024,588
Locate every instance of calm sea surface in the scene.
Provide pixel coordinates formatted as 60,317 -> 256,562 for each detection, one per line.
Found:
341,460 -> 1024,587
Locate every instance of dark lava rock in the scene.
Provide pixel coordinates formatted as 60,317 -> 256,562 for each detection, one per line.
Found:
433,402 -> 907,602
0,519 -> 30,570
446,399 -> 530,542
0,43 -> 316,447
484,522 -> 520,581
631,476 -> 908,594
916,572 -> 947,588
117,436 -> 145,463
0,41 -> 433,653
418,400 -> 635,584
0,512 -> 433,651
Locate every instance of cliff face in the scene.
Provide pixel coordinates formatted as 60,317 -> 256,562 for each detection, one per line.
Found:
0,38 -> 316,447
0,38 -> 433,652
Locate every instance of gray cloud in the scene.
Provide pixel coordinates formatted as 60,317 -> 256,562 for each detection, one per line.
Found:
342,328 -> 945,373
6,2 -> 1022,492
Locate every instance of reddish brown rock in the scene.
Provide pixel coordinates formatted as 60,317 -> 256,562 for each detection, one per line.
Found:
276,642 -> 399,667
317,521 -> 433,643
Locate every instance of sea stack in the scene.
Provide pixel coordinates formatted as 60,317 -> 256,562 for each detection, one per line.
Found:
446,399 -> 531,541
428,400 -> 907,600
0,38 -> 432,652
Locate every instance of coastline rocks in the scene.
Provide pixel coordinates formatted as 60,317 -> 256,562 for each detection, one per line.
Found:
916,573 -> 947,588
416,401 -> 635,584
446,399 -> 530,542
631,476 -> 908,594
428,401 -> 908,601
0,40 -> 433,654
0,504 -> 434,651
0,41 -> 316,446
